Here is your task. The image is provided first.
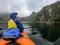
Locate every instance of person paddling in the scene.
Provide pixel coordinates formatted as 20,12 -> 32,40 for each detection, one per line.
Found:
3,12 -> 24,39
10,12 -> 24,33
1,12 -> 35,45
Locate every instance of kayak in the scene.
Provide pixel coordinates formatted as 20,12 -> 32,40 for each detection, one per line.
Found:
0,31 -> 35,45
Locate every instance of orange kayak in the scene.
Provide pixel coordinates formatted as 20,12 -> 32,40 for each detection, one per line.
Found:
0,31 -> 35,45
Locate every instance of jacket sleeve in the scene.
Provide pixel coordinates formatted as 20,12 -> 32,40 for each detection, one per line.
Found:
14,18 -> 24,31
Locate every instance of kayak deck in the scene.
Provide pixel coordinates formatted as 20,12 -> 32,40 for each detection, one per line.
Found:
0,31 -> 35,45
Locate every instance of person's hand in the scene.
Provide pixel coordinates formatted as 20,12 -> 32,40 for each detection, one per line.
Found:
20,30 -> 24,33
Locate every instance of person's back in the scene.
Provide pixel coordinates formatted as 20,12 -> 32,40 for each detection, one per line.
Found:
10,13 -> 24,32
8,19 -> 17,28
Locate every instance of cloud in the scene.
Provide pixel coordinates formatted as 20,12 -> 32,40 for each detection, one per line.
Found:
27,0 -> 57,12
17,5 -> 31,17
7,0 -> 31,17
0,0 -> 57,17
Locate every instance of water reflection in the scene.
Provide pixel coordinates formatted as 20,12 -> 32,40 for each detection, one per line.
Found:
29,22 -> 60,42
22,24 -> 53,45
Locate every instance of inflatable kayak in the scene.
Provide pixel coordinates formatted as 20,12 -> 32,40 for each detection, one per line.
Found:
0,31 -> 35,45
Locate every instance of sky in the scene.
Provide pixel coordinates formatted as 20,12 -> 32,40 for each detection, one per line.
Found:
0,0 -> 57,17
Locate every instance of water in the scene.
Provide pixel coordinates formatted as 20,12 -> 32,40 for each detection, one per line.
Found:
23,24 -> 53,45
23,24 -> 32,34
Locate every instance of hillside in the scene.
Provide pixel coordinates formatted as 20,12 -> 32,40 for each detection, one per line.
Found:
0,13 -> 9,21
0,17 -> 4,21
22,1 -> 60,22
36,1 -> 60,21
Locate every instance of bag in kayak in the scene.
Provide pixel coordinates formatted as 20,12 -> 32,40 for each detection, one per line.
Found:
2,28 -> 20,39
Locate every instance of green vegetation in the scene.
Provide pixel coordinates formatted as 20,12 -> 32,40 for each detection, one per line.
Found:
53,15 -> 60,21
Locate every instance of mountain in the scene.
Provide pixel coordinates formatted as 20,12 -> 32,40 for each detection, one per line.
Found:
36,1 -> 60,21
22,1 -> 60,22
35,1 -> 60,42
27,11 -> 37,20
21,11 -> 37,21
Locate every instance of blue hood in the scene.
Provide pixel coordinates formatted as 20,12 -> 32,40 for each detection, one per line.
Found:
10,13 -> 17,19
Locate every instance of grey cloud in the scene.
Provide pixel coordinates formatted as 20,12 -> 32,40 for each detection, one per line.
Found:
0,0 -> 58,17
27,0 -> 57,12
